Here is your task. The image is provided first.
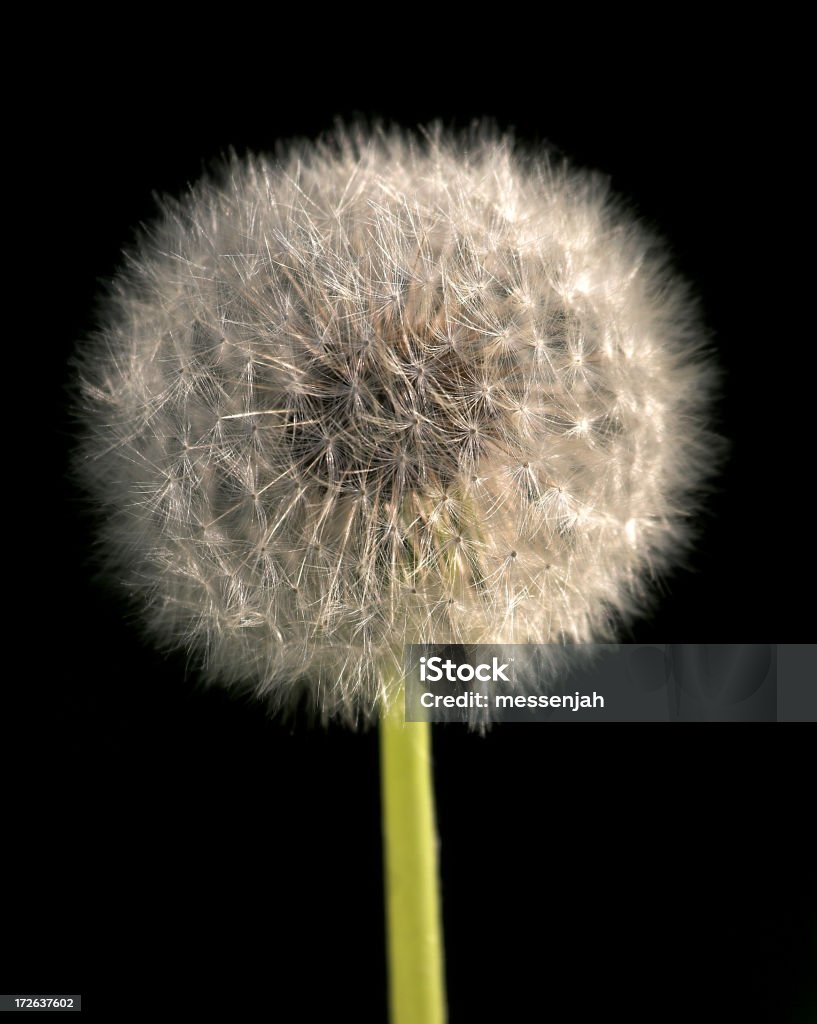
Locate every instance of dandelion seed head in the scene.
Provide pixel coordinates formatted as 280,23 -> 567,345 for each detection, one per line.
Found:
76,124 -> 719,725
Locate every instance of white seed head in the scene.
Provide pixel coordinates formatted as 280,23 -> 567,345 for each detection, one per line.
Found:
76,124 -> 718,725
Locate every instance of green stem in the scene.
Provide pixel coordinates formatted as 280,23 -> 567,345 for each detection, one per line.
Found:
380,690 -> 446,1024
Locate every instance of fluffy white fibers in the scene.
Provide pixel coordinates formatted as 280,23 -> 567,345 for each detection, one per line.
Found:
76,124 -> 719,724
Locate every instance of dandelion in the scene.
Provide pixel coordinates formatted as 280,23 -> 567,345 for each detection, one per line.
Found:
76,124 -> 716,721
75,123 -> 719,1024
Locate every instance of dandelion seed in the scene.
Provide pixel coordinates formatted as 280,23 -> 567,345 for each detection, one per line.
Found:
75,123 -> 719,726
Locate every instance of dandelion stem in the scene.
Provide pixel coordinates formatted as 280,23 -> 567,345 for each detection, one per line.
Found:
380,688 -> 446,1024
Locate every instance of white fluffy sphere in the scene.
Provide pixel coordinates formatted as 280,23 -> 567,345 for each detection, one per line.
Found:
77,125 -> 717,723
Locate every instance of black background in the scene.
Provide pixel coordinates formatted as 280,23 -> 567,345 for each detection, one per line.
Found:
5,24 -> 814,1022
